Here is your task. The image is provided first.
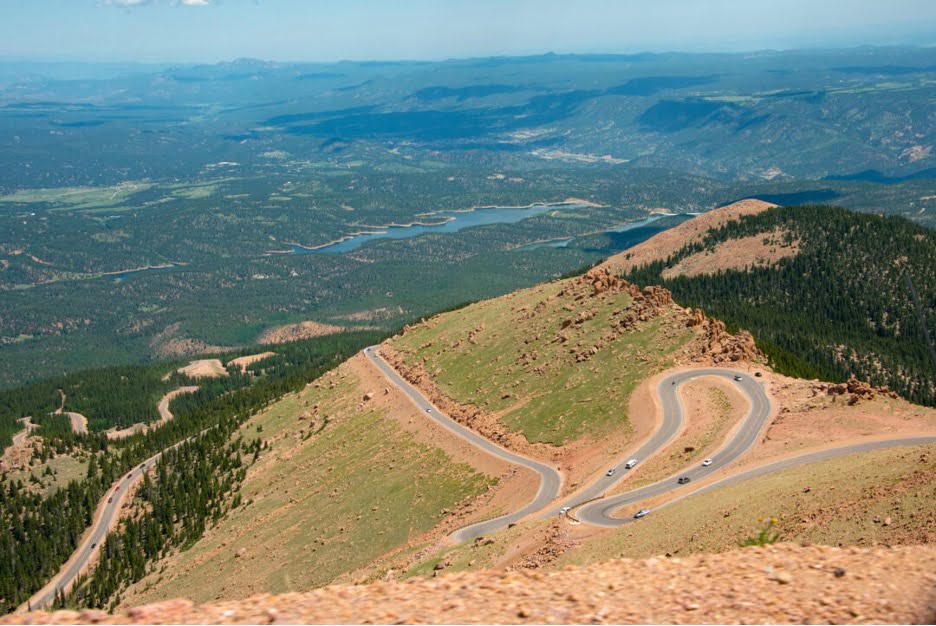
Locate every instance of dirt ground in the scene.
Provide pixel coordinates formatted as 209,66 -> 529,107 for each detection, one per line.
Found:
227,352 -> 276,372
600,199 -> 777,276
15,543 -> 936,624
256,321 -> 348,345
177,359 -> 228,379
737,367 -> 936,468
660,227 -> 799,279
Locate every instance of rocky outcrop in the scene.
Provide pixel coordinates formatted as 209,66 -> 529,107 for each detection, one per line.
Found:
813,376 -> 900,405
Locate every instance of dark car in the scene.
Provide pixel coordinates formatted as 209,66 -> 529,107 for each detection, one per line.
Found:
108,497 -> 113,503
91,542 -> 97,549
678,476 -> 691,484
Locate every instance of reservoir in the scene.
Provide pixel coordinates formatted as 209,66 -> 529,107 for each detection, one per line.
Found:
287,203 -> 573,254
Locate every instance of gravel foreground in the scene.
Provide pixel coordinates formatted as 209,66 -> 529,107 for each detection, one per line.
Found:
8,544 -> 936,624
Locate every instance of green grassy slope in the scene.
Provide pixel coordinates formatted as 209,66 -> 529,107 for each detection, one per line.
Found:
118,362 -> 492,606
390,274 -> 695,446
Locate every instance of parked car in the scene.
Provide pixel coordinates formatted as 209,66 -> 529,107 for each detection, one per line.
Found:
754,371 -> 763,377
702,458 -> 713,467
634,509 -> 650,519
678,476 -> 691,485
625,459 -> 638,469
559,506 -> 571,514
606,468 -> 617,477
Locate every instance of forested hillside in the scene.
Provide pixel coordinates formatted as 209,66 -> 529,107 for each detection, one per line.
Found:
624,205 -> 936,405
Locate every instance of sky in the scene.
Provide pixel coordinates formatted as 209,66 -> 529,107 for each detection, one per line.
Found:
0,0 -> 934,64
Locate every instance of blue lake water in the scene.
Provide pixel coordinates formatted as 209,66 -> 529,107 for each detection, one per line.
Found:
288,203 -> 570,254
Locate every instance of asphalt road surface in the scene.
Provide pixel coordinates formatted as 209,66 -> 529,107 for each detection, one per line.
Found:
575,369 -> 773,526
365,346 -> 562,542
26,457 -> 159,611
23,389 -> 200,612
649,435 -> 936,517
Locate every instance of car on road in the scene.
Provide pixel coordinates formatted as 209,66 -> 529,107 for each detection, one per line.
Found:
127,472 -> 132,478
426,408 -> 432,413
634,509 -> 650,519
559,506 -> 571,514
734,374 -> 743,381
91,542 -> 96,549
677,476 -> 691,484
624,459 -> 638,469
702,458 -> 713,467
108,497 -> 113,503
115,486 -> 120,491
606,468 -> 617,477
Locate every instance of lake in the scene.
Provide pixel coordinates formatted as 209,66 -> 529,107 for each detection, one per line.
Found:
286,203 -> 574,254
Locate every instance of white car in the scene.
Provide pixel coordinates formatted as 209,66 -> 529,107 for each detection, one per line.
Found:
606,468 -> 617,477
634,509 -> 650,519
624,459 -> 638,469
559,506 -> 571,514
702,458 -> 713,467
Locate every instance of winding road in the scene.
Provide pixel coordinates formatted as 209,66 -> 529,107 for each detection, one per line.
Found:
368,348 -> 936,539
21,387 -> 198,612
549,369 -> 770,519
365,347 -> 562,542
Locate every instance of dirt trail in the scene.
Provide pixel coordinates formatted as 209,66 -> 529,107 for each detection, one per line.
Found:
107,386 -> 199,440
12,544 -> 936,624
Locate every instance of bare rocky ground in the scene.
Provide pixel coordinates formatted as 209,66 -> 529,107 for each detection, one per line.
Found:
9,544 -> 935,624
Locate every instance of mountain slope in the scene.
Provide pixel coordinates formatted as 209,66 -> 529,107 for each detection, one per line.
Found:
610,203 -> 936,405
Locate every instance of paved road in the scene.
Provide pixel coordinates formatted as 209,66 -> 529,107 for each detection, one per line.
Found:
579,436 -> 936,527
552,369 -> 771,521
22,388 -> 197,612
365,346 -> 562,542
25,456 -> 159,611
574,369 -> 773,526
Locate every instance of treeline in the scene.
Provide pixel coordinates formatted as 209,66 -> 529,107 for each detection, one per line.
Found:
624,204 -> 936,405
0,329 -> 387,613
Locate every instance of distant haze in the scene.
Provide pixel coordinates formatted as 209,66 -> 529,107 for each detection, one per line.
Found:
0,0 -> 934,63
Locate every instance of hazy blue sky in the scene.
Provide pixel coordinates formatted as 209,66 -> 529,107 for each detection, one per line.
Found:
1,0 -> 934,63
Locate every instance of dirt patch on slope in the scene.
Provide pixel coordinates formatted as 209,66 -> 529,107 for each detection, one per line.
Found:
150,324 -> 234,359
600,199 -> 777,276
18,544 -> 936,624
177,359 -> 228,379
256,321 -> 348,345
227,352 -> 276,372
661,227 -> 799,279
